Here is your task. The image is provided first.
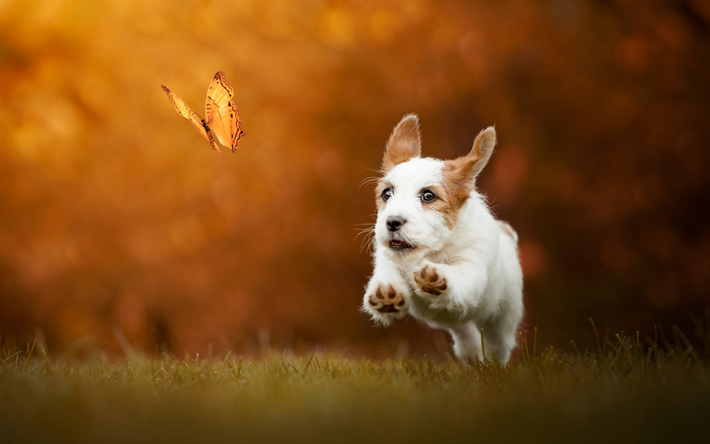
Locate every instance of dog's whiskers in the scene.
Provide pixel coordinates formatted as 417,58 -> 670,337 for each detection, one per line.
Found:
358,176 -> 381,189
354,225 -> 376,253
353,226 -> 373,238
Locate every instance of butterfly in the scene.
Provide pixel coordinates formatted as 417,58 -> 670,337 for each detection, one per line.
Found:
161,70 -> 245,157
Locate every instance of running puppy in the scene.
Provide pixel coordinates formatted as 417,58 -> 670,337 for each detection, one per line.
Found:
362,114 -> 524,364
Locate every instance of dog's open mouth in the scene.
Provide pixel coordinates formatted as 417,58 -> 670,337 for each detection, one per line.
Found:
389,240 -> 415,251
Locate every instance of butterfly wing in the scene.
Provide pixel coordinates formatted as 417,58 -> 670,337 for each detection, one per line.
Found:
204,71 -> 245,154
161,85 -> 224,156
222,101 -> 245,153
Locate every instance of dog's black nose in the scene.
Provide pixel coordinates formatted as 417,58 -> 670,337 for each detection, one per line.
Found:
386,216 -> 406,232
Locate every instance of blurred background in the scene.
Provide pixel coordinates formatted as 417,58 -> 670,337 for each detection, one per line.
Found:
1,0 -> 708,359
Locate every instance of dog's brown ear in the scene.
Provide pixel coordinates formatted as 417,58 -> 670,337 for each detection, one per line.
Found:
467,126 -> 496,178
443,126 -> 496,198
383,114 -> 421,172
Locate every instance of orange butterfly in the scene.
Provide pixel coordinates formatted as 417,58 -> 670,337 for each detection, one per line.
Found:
161,71 -> 245,156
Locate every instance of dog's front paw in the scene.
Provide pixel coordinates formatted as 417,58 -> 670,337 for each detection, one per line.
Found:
413,262 -> 448,298
363,282 -> 409,326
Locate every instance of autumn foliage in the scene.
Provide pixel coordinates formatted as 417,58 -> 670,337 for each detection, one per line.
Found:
1,1 -> 708,356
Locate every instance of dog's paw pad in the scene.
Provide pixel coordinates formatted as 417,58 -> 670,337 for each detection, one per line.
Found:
413,264 -> 448,297
367,284 -> 407,314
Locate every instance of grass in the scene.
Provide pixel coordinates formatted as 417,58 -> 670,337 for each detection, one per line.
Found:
2,320 -> 710,444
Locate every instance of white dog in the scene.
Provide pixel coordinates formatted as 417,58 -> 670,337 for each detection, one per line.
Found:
362,114 -> 524,364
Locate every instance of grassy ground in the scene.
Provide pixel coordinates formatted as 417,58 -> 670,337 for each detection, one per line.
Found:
2,322 -> 709,444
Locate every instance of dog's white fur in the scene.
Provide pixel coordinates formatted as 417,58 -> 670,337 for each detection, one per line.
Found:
362,114 -> 524,364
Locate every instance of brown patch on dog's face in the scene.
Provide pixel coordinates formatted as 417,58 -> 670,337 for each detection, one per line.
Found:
374,178 -> 392,212
418,183 -> 463,230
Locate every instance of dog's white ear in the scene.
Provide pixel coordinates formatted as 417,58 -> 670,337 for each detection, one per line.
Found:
383,114 -> 421,171
443,126 -> 496,198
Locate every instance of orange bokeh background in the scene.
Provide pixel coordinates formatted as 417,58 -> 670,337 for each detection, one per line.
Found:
1,0 -> 708,357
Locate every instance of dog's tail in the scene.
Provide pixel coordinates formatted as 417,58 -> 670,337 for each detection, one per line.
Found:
498,221 -> 518,244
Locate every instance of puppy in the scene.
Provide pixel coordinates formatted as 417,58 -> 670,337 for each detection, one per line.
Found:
362,114 -> 523,364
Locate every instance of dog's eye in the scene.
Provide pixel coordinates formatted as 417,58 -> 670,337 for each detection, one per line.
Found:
382,188 -> 393,202
421,190 -> 437,203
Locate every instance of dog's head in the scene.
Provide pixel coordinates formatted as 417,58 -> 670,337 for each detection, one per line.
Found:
374,114 -> 496,257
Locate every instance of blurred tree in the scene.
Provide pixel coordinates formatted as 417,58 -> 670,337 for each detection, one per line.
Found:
0,0 -> 708,356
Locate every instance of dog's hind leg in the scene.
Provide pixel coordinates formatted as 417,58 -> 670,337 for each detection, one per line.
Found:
449,317 -> 519,364
448,322 -> 483,365
476,309 -> 522,364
